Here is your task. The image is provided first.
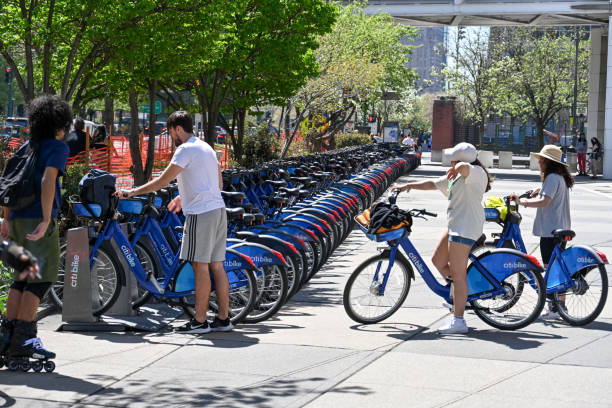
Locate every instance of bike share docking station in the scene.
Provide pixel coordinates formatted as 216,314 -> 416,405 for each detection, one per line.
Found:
58,225 -> 179,332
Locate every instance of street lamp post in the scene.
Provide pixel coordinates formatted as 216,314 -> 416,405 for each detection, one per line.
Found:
571,25 -> 579,147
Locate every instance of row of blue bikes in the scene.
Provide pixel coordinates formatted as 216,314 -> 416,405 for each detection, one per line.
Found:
49,143 -> 420,324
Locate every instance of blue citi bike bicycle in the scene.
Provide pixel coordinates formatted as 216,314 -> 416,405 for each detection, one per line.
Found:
343,190 -> 547,330
56,196 -> 259,323
481,192 -> 609,326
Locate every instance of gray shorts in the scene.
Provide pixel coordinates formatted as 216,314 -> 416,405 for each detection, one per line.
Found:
180,208 -> 227,263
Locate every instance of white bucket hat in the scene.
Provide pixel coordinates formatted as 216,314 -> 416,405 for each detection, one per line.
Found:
531,144 -> 567,167
444,142 -> 478,163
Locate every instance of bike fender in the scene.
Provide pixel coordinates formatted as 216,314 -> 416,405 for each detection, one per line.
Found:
382,249 -> 415,281
471,248 -> 543,283
228,242 -> 287,267
561,245 -> 606,269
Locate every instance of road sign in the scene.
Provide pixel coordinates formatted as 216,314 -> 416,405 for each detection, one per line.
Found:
139,101 -> 162,114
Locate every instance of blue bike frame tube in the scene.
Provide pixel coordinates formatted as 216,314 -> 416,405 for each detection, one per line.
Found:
398,238 -> 449,298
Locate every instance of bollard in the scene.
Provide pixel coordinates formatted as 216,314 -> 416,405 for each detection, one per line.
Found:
529,154 -> 540,170
477,150 -> 494,168
566,152 -> 578,173
431,150 -> 442,162
62,227 -> 95,322
498,151 -> 513,169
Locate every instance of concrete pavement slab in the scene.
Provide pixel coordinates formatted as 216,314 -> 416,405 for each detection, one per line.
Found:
186,304 -> 448,351
304,383 -> 466,408
335,352 -> 537,394
445,394 -> 612,408
475,363 -> 612,405
393,314 -> 612,364
549,330 -> 612,368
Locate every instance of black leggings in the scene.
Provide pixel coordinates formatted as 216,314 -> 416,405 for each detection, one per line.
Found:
10,281 -> 52,300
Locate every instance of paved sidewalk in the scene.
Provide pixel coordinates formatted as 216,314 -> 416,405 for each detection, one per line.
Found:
1,163 -> 611,408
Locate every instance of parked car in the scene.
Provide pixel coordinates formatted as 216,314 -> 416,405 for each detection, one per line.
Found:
2,117 -> 28,137
145,121 -> 167,136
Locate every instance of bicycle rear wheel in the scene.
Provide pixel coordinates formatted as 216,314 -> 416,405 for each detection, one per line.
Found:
343,253 -> 412,324
555,264 -> 608,326
243,264 -> 289,323
472,269 -> 545,330
180,268 -> 257,324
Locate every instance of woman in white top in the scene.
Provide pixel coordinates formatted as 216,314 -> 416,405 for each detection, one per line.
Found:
392,143 -> 492,334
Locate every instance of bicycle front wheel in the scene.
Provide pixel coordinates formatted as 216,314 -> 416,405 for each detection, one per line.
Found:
472,269 -> 545,330
556,264 -> 608,326
54,240 -> 123,316
343,253 -> 412,324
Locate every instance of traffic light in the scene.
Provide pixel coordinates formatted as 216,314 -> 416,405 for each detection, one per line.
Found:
4,67 -> 10,83
368,114 -> 377,123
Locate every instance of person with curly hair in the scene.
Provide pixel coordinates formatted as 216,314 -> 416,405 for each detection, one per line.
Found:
1,94 -> 71,362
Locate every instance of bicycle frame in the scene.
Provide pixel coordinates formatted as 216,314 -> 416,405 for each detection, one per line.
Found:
381,237 -> 510,303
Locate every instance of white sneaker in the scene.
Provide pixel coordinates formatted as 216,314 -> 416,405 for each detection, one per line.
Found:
437,316 -> 469,334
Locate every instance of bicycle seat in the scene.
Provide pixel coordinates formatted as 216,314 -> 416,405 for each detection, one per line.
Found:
253,213 -> 266,224
471,234 -> 486,251
242,213 -> 255,224
552,229 -> 575,241
265,180 -> 288,188
279,186 -> 300,196
221,191 -> 246,201
298,190 -> 310,199
226,207 -> 246,220
240,202 -> 253,212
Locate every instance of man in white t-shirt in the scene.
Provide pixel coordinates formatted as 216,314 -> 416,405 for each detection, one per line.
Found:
116,111 -> 231,334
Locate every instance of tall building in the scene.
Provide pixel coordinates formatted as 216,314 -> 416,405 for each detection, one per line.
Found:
404,27 -> 447,94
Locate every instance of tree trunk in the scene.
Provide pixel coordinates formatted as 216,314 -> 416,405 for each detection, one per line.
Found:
144,80 -> 157,181
103,97 -> 114,136
536,122 -> 545,150
234,109 -> 246,166
129,89 -> 146,186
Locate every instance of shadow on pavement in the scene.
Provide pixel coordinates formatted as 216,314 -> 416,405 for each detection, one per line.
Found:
409,328 -> 565,350
0,391 -> 14,407
87,375 -> 346,408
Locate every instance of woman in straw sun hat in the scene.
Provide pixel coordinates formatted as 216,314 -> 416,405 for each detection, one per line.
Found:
510,144 -> 574,320
392,142 -> 493,334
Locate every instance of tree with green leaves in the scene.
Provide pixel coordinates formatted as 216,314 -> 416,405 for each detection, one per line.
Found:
281,1 -> 418,156
493,27 -> 590,149
439,27 -> 504,149
162,0 -> 338,148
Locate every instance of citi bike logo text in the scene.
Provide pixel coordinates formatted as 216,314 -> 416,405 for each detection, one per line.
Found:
69,255 -> 80,287
224,260 -> 242,268
251,255 -> 273,264
121,245 -> 137,268
408,252 -> 425,272
160,244 -> 173,266
577,256 -> 594,264
504,261 -> 526,269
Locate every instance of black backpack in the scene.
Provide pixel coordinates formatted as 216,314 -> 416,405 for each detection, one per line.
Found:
0,141 -> 40,210
78,169 -> 117,217
367,202 -> 412,235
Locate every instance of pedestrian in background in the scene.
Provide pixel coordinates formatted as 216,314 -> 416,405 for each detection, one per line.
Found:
575,132 -> 587,176
65,117 -> 86,158
511,144 -> 573,320
589,136 -> 602,179
1,94 -> 72,362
